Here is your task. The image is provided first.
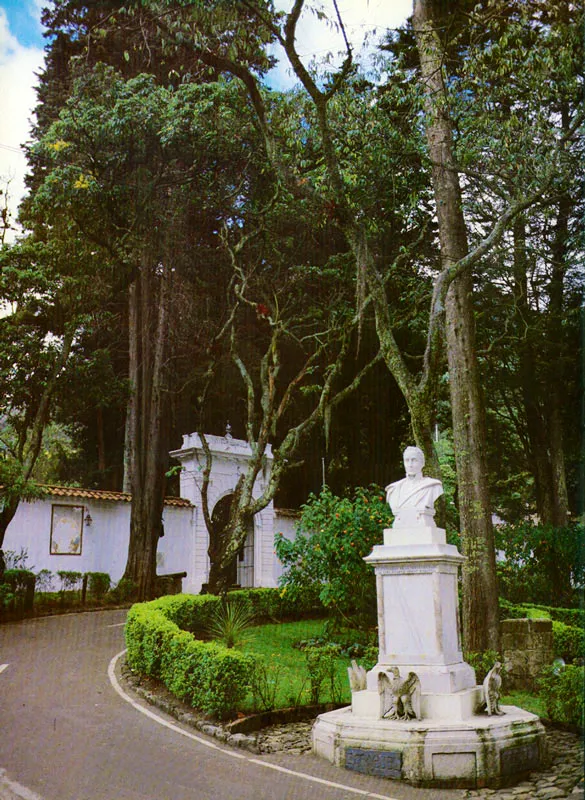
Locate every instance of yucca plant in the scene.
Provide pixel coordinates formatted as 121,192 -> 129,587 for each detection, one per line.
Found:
205,598 -> 257,649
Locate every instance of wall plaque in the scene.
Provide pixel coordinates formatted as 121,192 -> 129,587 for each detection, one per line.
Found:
345,748 -> 401,779
500,741 -> 540,777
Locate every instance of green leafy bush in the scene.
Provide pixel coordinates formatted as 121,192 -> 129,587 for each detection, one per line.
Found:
226,587 -> 323,621
57,570 -> 83,596
125,596 -> 255,720
552,621 -> 584,663
86,572 -> 111,599
1,568 -> 36,614
35,569 -> 54,592
276,485 -> 391,626
463,650 -> 505,684
304,644 -> 343,705
539,664 -> 584,727
495,521 -> 584,606
248,657 -> 284,712
3,568 -> 36,593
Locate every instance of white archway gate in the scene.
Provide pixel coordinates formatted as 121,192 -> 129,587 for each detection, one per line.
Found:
169,432 -> 276,594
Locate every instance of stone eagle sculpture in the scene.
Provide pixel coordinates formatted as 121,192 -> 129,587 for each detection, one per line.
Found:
482,661 -> 505,716
378,666 -> 421,721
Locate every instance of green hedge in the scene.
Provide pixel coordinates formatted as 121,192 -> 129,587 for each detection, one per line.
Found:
499,598 -> 584,628
222,587 -> 323,621
148,588 -> 323,636
125,596 -> 256,719
1,569 -> 36,614
499,599 -> 583,662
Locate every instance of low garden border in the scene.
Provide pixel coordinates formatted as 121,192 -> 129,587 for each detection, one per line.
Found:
124,588 -> 323,719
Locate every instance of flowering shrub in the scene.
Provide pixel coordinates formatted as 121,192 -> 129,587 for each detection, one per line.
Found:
275,485 -> 392,626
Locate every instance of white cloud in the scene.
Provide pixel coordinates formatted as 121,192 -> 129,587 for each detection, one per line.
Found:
269,0 -> 411,87
0,8 -> 44,241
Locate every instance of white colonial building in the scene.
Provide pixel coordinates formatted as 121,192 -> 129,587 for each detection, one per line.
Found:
2,432 -> 298,593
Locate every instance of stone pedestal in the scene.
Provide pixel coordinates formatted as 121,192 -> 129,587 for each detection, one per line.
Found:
362,524 -> 475,702
365,525 -> 475,692
312,522 -> 546,788
313,706 -> 547,789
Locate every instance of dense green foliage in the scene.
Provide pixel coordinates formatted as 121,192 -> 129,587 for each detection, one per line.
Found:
551,621 -> 585,664
86,572 -> 112,599
495,521 -> 584,606
538,664 -> 584,728
0,556 -> 118,618
276,486 -> 392,625
125,592 -> 346,717
1,0 -> 582,608
0,568 -> 36,615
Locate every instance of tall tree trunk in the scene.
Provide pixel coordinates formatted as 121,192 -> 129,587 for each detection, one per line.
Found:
122,260 -> 171,600
123,280 -> 138,494
545,190 -> 570,527
513,205 -> 570,531
96,406 -> 107,480
413,0 -> 500,652
513,217 -> 556,523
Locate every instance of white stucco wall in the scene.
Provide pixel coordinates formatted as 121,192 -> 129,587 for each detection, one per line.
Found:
3,435 -> 300,593
273,509 -> 299,584
3,494 -> 193,590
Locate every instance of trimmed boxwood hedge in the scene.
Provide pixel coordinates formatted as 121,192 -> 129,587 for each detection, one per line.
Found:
499,598 -> 584,628
125,595 -> 256,719
124,588 -> 323,719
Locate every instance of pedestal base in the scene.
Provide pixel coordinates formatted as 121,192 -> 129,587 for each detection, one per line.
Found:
352,685 -> 483,721
312,705 -> 547,789
366,660 -> 476,694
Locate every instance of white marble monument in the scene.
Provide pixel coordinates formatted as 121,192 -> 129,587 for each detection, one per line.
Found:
312,447 -> 546,788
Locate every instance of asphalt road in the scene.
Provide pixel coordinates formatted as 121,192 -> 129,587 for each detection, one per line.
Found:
0,610 -> 465,800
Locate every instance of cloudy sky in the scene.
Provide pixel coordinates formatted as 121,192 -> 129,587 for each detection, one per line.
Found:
0,0 -> 411,240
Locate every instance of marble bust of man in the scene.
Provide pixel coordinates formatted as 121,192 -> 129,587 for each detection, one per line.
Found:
386,446 -> 443,528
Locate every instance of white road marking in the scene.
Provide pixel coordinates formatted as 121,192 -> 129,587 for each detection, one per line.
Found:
0,768 -> 44,799
247,759 -> 395,799
0,664 -> 9,674
106,622 -> 126,628
108,651 -> 246,760
108,650 -> 398,800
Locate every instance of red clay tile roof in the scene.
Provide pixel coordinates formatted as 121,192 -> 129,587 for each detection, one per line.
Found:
38,485 -> 192,507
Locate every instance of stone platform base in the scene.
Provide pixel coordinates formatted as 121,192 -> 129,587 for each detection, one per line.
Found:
312,705 -> 547,789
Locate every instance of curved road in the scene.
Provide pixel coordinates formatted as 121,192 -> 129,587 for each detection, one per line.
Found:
0,610 -> 462,800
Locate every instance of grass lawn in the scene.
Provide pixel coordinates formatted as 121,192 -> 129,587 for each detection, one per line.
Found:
240,618 -> 549,718
502,690 -> 547,717
241,618 -> 353,712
